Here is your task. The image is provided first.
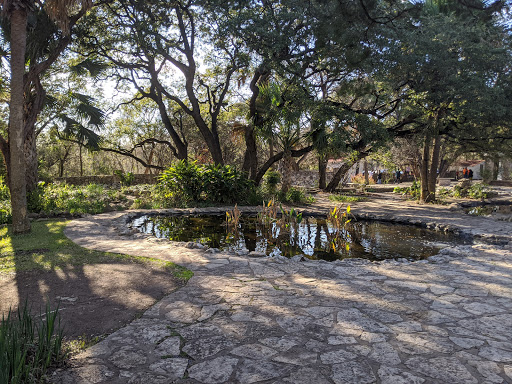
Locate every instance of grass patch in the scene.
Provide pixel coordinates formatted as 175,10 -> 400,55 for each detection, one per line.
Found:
0,220 -> 192,281
328,194 -> 367,203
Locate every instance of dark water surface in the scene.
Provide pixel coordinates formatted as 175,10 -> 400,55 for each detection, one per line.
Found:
132,215 -> 470,261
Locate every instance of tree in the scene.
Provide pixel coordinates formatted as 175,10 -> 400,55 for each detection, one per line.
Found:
0,0 -> 93,233
209,0 -> 420,188
77,0 -> 249,165
1,0 -> 31,233
385,0 -> 512,202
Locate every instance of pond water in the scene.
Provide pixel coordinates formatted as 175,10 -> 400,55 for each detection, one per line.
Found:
131,214 -> 470,262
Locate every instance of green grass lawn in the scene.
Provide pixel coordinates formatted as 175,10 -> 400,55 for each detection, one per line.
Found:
0,220 -> 192,280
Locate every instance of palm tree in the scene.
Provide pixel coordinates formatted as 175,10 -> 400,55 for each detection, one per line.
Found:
0,0 -> 92,233
1,0 -> 31,233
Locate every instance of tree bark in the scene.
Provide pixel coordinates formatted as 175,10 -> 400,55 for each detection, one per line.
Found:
281,149 -> 293,194
9,8 -> 31,233
325,152 -> 367,192
254,145 -> 314,186
420,133 -> 432,203
492,155 -> 500,180
318,155 -> 327,189
24,126 -> 38,193
427,133 -> 441,197
242,124 -> 258,179
364,159 -> 369,184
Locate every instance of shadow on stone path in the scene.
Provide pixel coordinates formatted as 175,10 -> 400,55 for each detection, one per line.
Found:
52,195 -> 512,383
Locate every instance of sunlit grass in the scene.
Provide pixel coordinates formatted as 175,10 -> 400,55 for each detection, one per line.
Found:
328,194 -> 367,203
0,220 -> 192,280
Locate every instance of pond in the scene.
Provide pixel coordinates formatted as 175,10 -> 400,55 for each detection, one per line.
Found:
131,214 -> 471,262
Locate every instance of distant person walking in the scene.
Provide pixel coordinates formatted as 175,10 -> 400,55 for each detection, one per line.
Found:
377,172 -> 382,184
468,169 -> 473,181
462,167 -> 469,179
395,170 -> 401,184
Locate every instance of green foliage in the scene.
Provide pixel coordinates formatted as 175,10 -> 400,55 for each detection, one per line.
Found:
0,177 -> 11,225
157,161 -> 255,207
454,182 -> 491,199
326,205 -> 353,253
277,187 -> 315,204
113,170 -> 135,186
263,170 -> 281,194
27,183 -> 107,215
0,301 -> 64,384
393,181 -> 421,200
329,194 -> 367,203
0,176 -> 9,201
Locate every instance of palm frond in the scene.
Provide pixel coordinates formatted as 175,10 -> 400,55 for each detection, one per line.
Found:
70,58 -> 109,79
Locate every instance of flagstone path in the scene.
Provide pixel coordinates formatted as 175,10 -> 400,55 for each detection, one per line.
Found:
52,193 -> 512,383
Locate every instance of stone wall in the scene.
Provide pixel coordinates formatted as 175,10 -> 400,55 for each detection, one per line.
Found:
53,174 -> 158,186
291,170 -> 336,188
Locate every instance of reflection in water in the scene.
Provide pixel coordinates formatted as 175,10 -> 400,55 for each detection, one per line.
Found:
132,215 -> 470,262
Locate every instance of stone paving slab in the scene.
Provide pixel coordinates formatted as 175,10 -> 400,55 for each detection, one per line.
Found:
52,195 -> 512,383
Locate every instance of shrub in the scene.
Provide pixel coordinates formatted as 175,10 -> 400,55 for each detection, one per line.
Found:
455,182 -> 492,199
201,164 -> 254,204
0,177 -> 10,225
27,183 -> 114,215
114,170 -> 135,186
0,200 -> 11,225
157,161 -> 255,206
393,180 -> 420,199
157,161 -> 203,206
263,170 -> 281,194
278,187 -> 315,204
0,176 -> 9,201
0,302 -> 64,384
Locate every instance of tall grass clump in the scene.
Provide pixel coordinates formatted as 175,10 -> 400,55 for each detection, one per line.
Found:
0,302 -> 64,383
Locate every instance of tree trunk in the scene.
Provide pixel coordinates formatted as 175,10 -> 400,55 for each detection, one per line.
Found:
427,133 -> 441,198
253,145 -> 314,186
8,9 -> 31,233
492,156 -> 500,180
79,144 -> 83,176
281,149 -> 293,194
325,152 -> 367,192
242,125 -> 258,179
318,155 -> 327,190
364,159 -> 369,184
420,134 -> 432,203
24,126 -> 38,194
269,138 -> 275,167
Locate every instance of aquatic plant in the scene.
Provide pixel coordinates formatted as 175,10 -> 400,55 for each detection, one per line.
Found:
326,205 -> 353,252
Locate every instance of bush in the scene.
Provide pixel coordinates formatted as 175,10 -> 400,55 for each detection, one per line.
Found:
393,180 -> 420,199
202,164 -> 255,204
454,182 -> 492,199
113,170 -> 135,186
0,177 -> 10,225
157,161 -> 256,206
0,302 -> 64,384
263,170 -> 281,194
278,187 -> 315,204
0,176 -> 9,201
